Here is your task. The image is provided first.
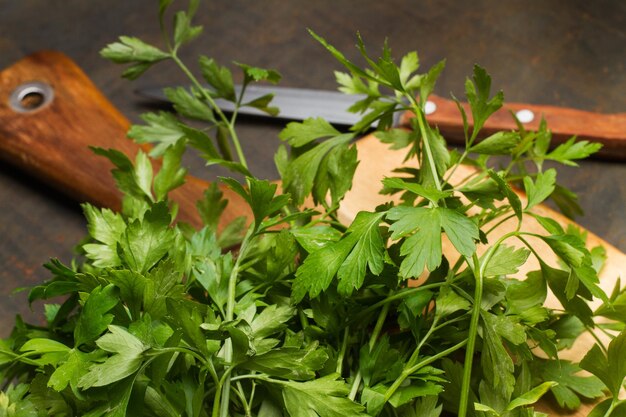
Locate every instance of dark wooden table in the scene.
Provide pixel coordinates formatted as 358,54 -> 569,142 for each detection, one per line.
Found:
1,0 -> 625,336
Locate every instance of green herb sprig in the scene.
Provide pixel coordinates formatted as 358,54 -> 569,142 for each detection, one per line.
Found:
1,1 -> 624,417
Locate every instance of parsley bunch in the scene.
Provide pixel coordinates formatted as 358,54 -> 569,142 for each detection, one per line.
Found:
1,1 -> 625,417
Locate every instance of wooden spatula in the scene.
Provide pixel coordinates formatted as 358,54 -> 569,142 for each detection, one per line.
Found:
0,51 -> 623,416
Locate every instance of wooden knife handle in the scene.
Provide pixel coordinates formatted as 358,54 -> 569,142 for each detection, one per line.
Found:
0,51 -> 249,229
401,94 -> 626,159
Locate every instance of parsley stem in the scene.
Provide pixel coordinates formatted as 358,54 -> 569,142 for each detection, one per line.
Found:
458,230 -> 517,417
229,374 -> 269,383
407,315 -> 439,366
402,312 -> 440,375
445,148 -> 470,184
151,346 -> 204,365
353,283 -> 446,321
214,366 -> 236,417
455,169 -> 483,189
484,213 -> 517,236
585,325 -> 609,355
449,255 -> 468,277
410,97 -> 443,194
230,82 -> 248,126
597,325 -> 617,339
170,53 -> 249,170
384,338 -> 468,403
516,234 -> 549,266
336,326 -> 350,375
218,226 -> 254,417
602,398 -> 619,417
434,314 -> 469,331
458,253 -> 483,417
234,382 -> 251,417
349,294 -> 392,400
248,380 -> 257,414
8,354 -> 39,367
348,374 -> 362,400
308,217 -> 348,231
298,308 -> 309,329
151,346 -> 219,385
370,301 -> 390,351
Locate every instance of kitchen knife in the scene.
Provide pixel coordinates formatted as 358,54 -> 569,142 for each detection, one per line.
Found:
1,51 -> 624,232
138,83 -> 626,160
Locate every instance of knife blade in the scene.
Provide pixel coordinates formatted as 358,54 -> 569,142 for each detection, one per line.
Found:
138,83 -> 626,160
138,84 -> 367,126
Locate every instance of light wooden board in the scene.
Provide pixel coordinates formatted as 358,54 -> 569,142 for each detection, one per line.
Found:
342,134 -> 625,416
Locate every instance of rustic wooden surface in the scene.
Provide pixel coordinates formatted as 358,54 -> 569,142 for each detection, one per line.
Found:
0,0 -> 625,379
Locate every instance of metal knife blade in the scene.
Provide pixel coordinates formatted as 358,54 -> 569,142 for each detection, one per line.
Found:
137,84 -> 365,126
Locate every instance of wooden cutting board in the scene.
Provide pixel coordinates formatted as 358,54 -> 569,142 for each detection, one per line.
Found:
1,51 -> 623,416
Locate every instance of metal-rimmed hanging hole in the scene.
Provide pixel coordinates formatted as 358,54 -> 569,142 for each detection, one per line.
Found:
9,82 -> 54,113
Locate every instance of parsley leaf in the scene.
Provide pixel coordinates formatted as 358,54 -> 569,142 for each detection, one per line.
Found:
117,202 -> 175,274
78,325 -> 147,389
128,112 -> 185,157
382,177 -> 451,205
221,177 -> 290,232
538,359 -> 605,409
464,65 -> 504,144
48,349 -> 95,392
100,36 -> 170,79
546,137 -> 603,166
293,211 -> 385,301
580,330 -> 626,398
235,62 -> 281,85
523,168 -> 556,210
482,244 -> 530,277
487,169 -> 522,221
154,140 -> 187,201
74,284 -> 119,347
82,204 -> 126,268
281,375 -> 367,417
387,206 -> 478,278
243,345 -> 328,380
172,10 -> 203,48
468,131 -> 520,155
281,132 -> 353,205
92,147 -> 153,201
164,86 -> 215,122
480,311 -> 516,399
199,56 -> 236,100
506,381 -> 557,411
